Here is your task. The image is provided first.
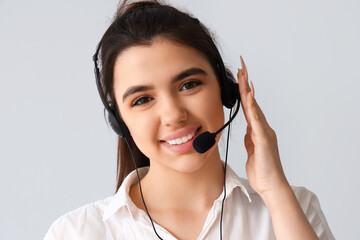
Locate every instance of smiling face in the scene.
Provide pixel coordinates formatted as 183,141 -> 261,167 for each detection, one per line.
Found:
113,38 -> 225,174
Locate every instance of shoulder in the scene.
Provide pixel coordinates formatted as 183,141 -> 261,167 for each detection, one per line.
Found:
44,196 -> 113,240
290,185 -> 322,212
290,185 -> 335,239
238,178 -> 335,240
238,177 -> 321,208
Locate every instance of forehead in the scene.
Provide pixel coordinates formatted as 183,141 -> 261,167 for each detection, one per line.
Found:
113,39 -> 215,90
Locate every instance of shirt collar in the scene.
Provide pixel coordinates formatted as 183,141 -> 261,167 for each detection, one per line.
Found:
224,164 -> 253,203
103,167 -> 149,221
103,163 -> 252,221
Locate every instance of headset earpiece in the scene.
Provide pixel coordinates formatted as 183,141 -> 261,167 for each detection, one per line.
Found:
107,110 -> 131,138
93,51 -> 131,138
218,64 -> 240,109
221,77 -> 239,109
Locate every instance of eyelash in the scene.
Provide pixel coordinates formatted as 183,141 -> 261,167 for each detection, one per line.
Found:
131,80 -> 202,107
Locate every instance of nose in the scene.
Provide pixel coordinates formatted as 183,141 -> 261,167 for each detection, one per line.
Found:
159,94 -> 188,127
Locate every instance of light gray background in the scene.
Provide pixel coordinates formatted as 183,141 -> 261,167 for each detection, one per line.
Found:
0,0 -> 359,239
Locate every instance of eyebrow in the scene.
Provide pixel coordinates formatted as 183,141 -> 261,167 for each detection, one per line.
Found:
122,67 -> 208,102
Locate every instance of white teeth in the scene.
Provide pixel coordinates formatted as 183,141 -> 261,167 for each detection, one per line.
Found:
166,130 -> 197,145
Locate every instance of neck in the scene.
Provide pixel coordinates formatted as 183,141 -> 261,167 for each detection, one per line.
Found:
141,148 -> 224,211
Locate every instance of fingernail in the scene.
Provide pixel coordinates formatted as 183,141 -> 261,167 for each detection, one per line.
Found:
250,80 -> 255,98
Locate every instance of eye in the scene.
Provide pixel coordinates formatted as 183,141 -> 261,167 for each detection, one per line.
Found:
131,96 -> 153,107
179,80 -> 202,91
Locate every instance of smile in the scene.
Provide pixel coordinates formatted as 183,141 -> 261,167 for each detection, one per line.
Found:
166,128 -> 199,145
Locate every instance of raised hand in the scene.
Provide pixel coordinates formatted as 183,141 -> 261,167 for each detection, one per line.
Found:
237,56 -> 320,240
237,56 -> 290,198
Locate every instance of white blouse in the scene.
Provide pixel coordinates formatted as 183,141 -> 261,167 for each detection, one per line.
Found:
44,165 -> 335,240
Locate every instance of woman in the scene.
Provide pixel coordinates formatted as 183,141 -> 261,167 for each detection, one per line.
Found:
44,0 -> 334,239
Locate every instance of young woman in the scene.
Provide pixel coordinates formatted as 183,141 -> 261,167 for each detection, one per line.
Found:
45,1 -> 334,239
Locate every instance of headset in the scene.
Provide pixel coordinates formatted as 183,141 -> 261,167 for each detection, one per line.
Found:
92,4 -> 241,240
92,47 -> 239,139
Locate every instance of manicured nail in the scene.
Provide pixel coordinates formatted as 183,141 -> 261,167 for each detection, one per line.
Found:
250,80 -> 255,98
240,55 -> 244,68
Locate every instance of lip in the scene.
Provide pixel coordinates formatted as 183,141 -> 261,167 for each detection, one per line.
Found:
160,127 -> 201,153
160,126 -> 200,142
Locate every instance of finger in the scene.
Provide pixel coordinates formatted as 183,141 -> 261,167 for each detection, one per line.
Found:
238,57 -> 251,123
244,130 -> 254,156
240,56 -> 249,84
239,62 -> 269,129
239,56 -> 251,91
238,57 -> 271,137
245,90 -> 271,137
250,80 -> 255,98
247,124 -> 251,133
238,72 -> 251,125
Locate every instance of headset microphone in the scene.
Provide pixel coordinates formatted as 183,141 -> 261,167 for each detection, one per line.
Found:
193,85 -> 241,154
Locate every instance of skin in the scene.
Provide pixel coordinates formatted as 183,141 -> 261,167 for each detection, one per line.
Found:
113,37 -> 319,240
114,38 -> 225,239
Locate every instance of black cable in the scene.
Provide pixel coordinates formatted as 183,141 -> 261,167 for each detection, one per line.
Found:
220,107 -> 233,240
124,138 -> 164,240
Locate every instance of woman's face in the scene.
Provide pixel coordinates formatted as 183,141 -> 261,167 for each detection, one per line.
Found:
113,38 -> 225,173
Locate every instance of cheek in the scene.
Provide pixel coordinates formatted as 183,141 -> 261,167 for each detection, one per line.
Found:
196,87 -> 225,130
124,112 -> 159,156
209,99 -> 225,130
118,103 -> 155,138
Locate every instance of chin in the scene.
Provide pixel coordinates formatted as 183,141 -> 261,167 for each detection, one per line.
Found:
166,146 -> 219,174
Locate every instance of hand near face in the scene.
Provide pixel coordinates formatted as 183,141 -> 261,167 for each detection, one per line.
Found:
237,56 -> 290,199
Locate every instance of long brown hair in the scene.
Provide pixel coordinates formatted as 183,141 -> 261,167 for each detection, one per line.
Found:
95,0 -> 235,192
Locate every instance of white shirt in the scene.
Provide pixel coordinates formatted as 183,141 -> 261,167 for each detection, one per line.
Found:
44,165 -> 335,240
